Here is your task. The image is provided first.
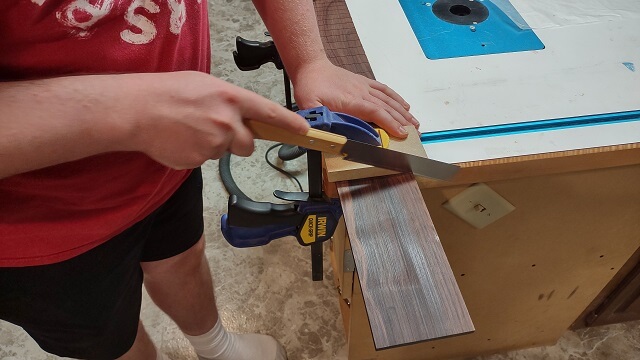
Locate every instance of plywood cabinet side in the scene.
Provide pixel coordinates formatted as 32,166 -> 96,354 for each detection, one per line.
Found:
340,164 -> 640,360
423,164 -> 640,359
315,1 -> 640,358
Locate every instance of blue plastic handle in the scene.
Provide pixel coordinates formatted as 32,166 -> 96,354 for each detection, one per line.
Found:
298,106 -> 382,146
221,214 -> 298,248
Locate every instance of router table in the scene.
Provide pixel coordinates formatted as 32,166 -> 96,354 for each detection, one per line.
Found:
314,0 -> 640,359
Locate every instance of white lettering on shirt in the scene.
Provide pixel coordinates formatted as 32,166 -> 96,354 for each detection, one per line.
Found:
33,0 -> 194,43
56,0 -> 115,38
167,0 -> 186,35
120,0 -> 161,45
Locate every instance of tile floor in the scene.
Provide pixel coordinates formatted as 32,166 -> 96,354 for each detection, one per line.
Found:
1,1 -> 639,359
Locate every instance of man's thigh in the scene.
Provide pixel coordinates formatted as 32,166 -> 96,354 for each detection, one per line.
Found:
0,168 -> 204,359
0,222 -> 148,360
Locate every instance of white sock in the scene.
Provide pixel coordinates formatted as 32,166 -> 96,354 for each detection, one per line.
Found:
183,318 -> 286,360
156,351 -> 169,360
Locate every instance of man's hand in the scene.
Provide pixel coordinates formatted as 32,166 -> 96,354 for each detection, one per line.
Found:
290,59 -> 419,138
130,71 -> 309,170
252,0 -> 417,139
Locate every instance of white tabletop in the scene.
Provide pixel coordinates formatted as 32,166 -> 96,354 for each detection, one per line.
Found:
345,0 -> 640,163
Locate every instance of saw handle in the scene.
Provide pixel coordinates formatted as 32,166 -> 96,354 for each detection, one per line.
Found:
246,119 -> 346,155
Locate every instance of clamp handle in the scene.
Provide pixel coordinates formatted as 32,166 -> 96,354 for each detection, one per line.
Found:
222,215 -> 300,248
224,195 -> 302,227
221,196 -> 343,248
221,195 -> 302,248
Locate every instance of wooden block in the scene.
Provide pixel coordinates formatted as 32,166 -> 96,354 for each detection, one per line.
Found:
325,126 -> 427,182
337,173 -> 474,349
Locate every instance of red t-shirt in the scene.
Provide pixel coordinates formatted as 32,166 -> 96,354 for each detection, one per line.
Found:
0,0 -> 211,267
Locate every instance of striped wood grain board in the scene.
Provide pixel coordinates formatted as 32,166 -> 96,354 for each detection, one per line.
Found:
314,0 -> 374,79
336,174 -> 474,349
315,0 -> 474,349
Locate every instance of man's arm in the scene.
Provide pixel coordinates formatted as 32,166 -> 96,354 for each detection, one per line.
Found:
252,0 -> 419,138
0,71 -> 309,179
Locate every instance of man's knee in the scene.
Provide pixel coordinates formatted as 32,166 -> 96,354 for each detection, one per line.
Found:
142,235 -> 206,279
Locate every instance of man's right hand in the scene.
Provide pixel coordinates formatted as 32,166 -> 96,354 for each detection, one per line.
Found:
125,71 -> 309,170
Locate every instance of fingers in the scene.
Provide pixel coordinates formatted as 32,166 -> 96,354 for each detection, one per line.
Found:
366,95 -> 411,134
369,85 -> 420,129
350,100 -> 409,138
217,84 -> 311,157
206,109 -> 254,159
227,120 -> 255,157
369,80 -> 411,111
368,89 -> 414,126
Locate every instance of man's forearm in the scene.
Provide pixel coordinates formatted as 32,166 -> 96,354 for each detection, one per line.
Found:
0,76 -> 136,179
252,0 -> 328,82
0,71 -> 312,180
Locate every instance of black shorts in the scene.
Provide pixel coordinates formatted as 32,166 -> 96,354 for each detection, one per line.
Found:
0,168 -> 204,360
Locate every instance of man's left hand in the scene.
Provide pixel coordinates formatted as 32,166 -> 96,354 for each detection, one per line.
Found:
291,60 -> 419,139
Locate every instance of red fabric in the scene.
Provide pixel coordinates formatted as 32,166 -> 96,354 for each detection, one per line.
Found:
0,0 -> 211,267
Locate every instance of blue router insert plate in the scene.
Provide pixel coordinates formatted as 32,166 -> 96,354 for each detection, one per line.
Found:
398,0 -> 545,59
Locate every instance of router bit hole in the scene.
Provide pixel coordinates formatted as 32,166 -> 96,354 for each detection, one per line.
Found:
450,5 -> 471,16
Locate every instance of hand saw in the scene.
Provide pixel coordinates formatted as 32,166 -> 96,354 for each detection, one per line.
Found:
246,120 -> 459,181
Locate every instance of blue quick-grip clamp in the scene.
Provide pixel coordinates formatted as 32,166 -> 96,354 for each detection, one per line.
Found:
221,195 -> 342,248
220,106 -> 380,249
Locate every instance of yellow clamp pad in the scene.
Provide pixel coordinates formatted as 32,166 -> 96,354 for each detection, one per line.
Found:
375,128 -> 390,148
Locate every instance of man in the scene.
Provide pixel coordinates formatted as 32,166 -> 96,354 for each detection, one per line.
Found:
0,0 -> 417,359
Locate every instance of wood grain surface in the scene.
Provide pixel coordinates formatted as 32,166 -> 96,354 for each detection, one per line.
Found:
336,174 -> 474,349
315,0 -> 374,79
